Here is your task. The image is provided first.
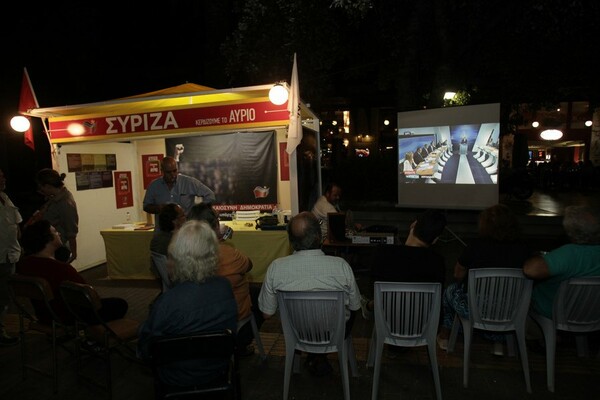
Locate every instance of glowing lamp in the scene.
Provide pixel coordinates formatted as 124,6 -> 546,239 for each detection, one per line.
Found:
67,123 -> 86,136
540,129 -> 563,140
10,115 -> 31,132
268,83 -> 289,105
443,92 -> 456,100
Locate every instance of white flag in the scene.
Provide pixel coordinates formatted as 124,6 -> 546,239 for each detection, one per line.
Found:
286,53 -> 302,154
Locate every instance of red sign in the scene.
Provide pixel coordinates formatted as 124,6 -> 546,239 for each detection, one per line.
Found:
279,142 -> 290,181
114,171 -> 133,209
48,101 -> 289,142
142,154 -> 164,189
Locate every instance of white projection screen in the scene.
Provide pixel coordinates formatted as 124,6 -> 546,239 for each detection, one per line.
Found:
397,103 -> 500,210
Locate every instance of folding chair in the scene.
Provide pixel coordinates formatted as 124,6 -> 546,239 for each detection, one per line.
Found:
148,329 -> 240,400
151,251 -> 171,294
277,290 -> 359,400
7,274 -> 74,393
529,276 -> 600,392
447,268 -> 533,393
366,282 -> 442,400
59,280 -> 140,400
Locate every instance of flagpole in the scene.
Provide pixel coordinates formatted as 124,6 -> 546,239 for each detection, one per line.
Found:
20,67 -> 39,152
40,118 -> 60,170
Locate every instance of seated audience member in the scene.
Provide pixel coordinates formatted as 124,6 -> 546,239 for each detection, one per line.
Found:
437,204 -> 532,355
524,205 -> 600,318
311,183 -> 342,239
258,211 -> 362,376
17,220 -> 128,325
361,209 -> 447,318
150,203 -> 186,256
187,203 -> 256,355
311,182 -> 362,241
137,220 -> 237,388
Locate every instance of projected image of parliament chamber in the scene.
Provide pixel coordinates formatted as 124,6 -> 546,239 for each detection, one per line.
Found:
396,103 -> 501,210
398,123 -> 500,185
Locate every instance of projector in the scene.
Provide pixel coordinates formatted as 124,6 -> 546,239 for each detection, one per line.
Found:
351,232 -> 395,245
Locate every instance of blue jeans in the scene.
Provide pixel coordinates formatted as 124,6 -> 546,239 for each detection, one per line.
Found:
442,282 -> 505,342
0,262 -> 16,331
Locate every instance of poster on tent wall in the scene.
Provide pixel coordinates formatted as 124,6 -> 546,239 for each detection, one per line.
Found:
114,171 -> 133,209
165,131 -> 278,212
142,154 -> 164,189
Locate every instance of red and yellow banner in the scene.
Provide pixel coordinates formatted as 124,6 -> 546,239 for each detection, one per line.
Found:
48,100 -> 289,143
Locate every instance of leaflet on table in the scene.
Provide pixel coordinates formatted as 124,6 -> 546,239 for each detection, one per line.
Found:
111,222 -> 152,230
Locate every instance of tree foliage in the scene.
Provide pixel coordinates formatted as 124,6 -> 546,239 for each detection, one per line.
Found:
221,0 -> 600,110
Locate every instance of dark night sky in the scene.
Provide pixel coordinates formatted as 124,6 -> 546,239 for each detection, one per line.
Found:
1,2 -> 236,196
2,1 -> 600,199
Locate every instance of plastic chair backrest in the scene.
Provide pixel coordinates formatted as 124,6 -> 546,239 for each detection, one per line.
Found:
277,290 -> 346,354
553,276 -> 600,332
468,268 -> 533,332
150,251 -> 171,293
373,281 -> 441,347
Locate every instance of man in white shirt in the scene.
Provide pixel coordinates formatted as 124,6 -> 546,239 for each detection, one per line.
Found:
258,211 -> 361,376
311,183 -> 342,239
0,169 -> 21,346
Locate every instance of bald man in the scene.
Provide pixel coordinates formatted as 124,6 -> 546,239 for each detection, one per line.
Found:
258,211 -> 361,376
143,156 -> 216,217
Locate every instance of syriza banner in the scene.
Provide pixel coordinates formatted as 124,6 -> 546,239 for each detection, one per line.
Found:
47,101 -> 289,143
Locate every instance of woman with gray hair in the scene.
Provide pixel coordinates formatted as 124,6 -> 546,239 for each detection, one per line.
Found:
524,205 -> 600,319
137,220 -> 237,387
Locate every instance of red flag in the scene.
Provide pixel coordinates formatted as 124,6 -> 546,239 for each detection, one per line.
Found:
19,68 -> 40,151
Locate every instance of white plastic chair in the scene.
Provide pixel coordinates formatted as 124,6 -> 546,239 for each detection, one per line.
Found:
150,251 -> 171,293
366,282 -> 442,400
447,268 -> 533,393
485,156 -> 499,174
481,154 -> 496,168
237,313 -> 266,360
529,276 -> 600,392
277,290 -> 359,400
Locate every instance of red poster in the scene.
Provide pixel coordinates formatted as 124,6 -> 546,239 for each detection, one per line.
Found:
142,154 -> 164,189
279,142 -> 290,181
114,171 -> 133,209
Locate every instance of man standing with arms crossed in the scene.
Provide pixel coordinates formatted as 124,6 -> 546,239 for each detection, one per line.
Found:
0,169 -> 21,346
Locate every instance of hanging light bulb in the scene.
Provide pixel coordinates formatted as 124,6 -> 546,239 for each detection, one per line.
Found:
540,129 -> 563,140
268,83 -> 289,105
